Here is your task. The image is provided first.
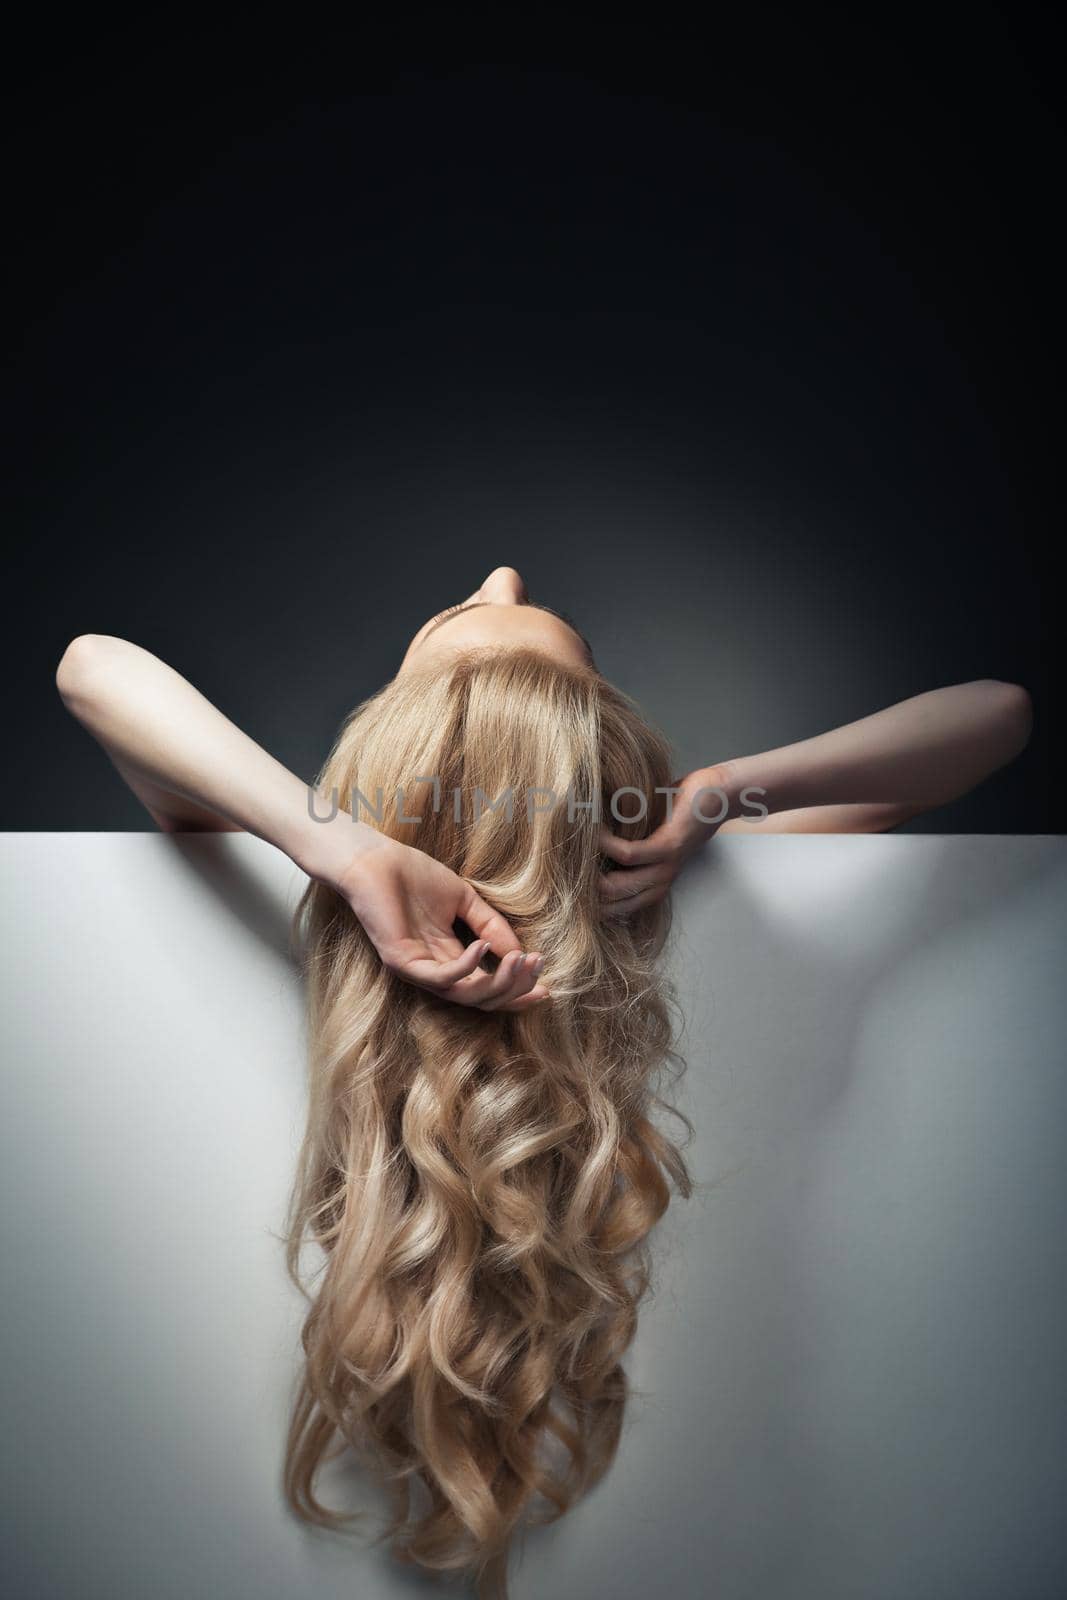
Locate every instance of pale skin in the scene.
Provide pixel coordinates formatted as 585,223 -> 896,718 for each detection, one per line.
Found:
55,565 -> 1033,992
597,681 -> 1034,915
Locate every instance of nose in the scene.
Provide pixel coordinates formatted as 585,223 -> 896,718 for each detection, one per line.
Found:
479,566 -> 528,604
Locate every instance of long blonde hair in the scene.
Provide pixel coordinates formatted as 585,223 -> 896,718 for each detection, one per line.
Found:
282,645 -> 694,1597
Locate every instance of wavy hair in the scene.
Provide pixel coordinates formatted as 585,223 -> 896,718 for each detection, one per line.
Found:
282,645 -> 695,1598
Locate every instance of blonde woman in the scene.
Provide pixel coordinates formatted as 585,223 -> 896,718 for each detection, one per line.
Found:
55,566 -> 1033,1598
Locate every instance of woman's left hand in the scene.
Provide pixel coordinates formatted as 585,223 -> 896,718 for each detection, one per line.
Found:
335,833 -> 552,1012
599,764 -> 733,917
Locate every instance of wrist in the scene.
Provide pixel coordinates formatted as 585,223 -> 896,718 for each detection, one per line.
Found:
289,789 -> 387,892
710,755 -> 784,822
684,762 -> 740,831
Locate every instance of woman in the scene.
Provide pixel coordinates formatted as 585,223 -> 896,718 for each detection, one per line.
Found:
55,565 -> 1033,1598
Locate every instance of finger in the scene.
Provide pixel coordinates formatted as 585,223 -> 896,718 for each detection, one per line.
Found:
478,948 -> 542,1004
456,883 -> 522,959
601,882 -> 668,919
600,865 -> 669,902
444,948 -> 531,1007
477,952 -> 546,1011
416,938 -> 491,990
487,983 -> 552,1013
598,827 -> 667,868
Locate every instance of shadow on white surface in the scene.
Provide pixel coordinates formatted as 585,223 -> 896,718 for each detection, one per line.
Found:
2,833 -> 1064,1600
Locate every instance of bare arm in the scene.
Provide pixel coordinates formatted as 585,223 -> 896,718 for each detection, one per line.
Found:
715,678 -> 1033,832
55,634 -> 551,1011
56,634 -> 345,867
600,678 -> 1033,914
102,754 -> 247,834
717,800 -> 927,835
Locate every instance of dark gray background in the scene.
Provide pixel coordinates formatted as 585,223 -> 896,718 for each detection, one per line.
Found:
8,10 -> 1061,830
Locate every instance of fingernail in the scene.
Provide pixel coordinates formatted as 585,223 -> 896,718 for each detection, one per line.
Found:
515,953 -> 526,967
529,956 -> 544,975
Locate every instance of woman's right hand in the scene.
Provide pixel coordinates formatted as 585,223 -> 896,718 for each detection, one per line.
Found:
334,831 -> 552,1012
598,764 -> 735,917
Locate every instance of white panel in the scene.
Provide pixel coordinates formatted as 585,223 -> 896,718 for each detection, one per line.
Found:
2,834 -> 1064,1599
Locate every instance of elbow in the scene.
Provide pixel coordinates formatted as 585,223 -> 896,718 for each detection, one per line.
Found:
983,678 -> 1034,759
56,633 -> 122,707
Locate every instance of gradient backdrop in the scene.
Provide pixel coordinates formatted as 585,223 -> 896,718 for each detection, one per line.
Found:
7,11 -> 1061,830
